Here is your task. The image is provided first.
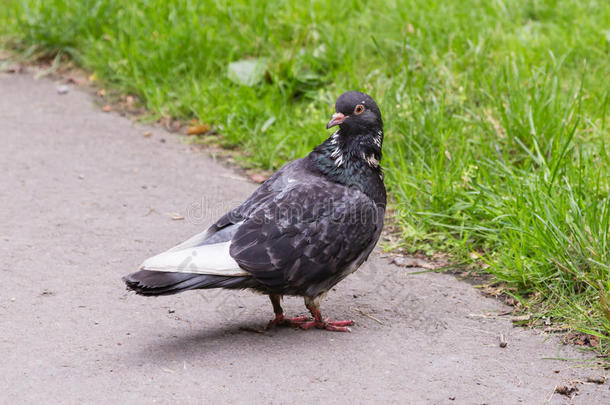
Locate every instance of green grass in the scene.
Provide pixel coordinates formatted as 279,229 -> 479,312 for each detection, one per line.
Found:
2,0 -> 610,352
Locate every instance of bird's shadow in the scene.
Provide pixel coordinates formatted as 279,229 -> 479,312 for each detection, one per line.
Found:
122,315 -> 361,368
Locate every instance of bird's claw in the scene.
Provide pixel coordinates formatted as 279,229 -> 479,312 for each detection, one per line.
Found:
300,317 -> 354,332
266,314 -> 311,329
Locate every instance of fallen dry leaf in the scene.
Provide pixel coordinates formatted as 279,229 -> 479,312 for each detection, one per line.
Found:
166,212 -> 184,220
187,124 -> 210,135
102,105 -> 112,112
563,332 -> 599,348
143,131 -> 152,138
250,173 -> 268,184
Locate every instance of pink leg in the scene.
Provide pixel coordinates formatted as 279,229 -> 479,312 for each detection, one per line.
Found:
300,297 -> 354,332
266,294 -> 310,329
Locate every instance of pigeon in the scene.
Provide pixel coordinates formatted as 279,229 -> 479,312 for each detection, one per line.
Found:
123,91 -> 386,332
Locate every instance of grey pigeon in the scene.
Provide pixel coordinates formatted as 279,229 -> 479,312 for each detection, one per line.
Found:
123,91 -> 386,332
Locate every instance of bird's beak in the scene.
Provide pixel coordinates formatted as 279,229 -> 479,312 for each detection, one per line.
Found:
326,112 -> 346,129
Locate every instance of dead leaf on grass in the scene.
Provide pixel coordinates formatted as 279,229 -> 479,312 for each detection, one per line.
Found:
187,124 -> 210,135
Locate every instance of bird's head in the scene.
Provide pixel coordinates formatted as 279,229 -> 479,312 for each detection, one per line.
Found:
326,91 -> 383,134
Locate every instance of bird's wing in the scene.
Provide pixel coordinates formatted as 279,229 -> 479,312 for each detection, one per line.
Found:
137,160 -> 304,276
229,181 -> 383,294
138,158 -> 383,287
139,228 -> 249,276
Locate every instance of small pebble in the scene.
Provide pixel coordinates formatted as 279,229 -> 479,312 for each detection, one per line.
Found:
57,85 -> 69,94
168,309 -> 175,314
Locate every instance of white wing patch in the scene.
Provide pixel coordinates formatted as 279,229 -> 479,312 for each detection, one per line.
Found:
141,241 -> 249,276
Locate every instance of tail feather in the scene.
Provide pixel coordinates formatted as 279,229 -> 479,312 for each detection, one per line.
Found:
123,270 -> 258,296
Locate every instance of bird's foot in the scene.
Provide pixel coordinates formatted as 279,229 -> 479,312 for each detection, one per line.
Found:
266,313 -> 310,329
300,317 -> 354,332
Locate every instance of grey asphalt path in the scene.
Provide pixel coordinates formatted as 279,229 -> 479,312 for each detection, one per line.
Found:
1,72 -> 608,404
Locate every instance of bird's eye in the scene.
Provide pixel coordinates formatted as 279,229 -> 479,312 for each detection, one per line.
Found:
354,104 -> 365,115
